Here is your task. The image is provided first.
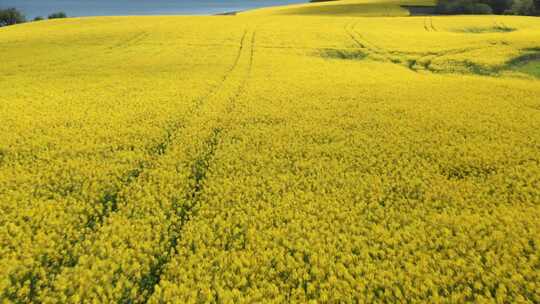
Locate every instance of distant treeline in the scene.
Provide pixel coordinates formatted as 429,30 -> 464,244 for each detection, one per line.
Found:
435,0 -> 539,14
0,8 -> 67,27
310,0 -> 538,15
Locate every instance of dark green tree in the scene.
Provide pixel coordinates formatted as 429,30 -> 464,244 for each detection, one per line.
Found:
0,7 -> 26,27
485,0 -> 513,13
48,11 -> 67,19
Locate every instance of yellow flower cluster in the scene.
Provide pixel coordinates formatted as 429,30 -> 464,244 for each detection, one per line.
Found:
1,8 -> 539,303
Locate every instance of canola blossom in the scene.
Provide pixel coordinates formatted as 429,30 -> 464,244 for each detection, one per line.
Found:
0,4 -> 539,303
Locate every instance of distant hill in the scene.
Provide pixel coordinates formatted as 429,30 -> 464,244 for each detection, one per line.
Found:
240,0 -> 436,17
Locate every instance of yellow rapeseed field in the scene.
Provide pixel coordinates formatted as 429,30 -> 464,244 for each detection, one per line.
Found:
1,1 -> 539,302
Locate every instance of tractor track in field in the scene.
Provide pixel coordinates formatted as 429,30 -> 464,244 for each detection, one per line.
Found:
108,31 -> 150,50
345,20 -> 499,75
137,27 -> 258,303
9,29 -> 253,303
345,20 -> 396,63
424,17 -> 438,32
83,29 -> 251,237
88,28 -> 251,251
227,30 -> 257,112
